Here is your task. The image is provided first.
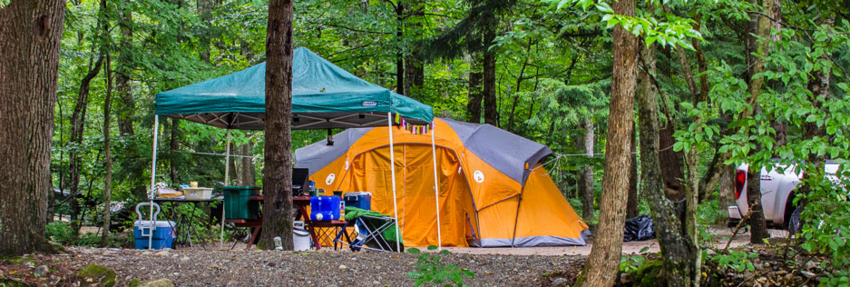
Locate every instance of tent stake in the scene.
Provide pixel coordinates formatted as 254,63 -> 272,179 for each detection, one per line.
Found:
388,112 -> 401,252
149,115 -> 159,249
431,122 -> 442,250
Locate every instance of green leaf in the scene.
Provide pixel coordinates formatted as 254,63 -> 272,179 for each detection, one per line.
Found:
427,245 -> 439,251
408,248 -> 422,254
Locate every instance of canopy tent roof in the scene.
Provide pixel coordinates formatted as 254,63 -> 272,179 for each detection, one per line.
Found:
155,48 -> 433,130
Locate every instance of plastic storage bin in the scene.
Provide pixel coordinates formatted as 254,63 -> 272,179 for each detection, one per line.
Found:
182,187 -> 213,200
310,196 -> 340,221
344,192 -> 372,210
224,186 -> 260,219
134,220 -> 176,249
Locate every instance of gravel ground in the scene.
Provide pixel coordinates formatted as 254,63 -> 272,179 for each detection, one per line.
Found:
65,247 -> 583,286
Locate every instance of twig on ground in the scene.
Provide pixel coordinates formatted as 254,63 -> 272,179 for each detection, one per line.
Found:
725,208 -> 755,250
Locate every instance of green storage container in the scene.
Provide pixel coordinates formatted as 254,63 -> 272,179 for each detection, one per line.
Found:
224,186 -> 261,219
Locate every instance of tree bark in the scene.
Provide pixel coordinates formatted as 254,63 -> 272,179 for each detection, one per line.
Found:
574,0 -> 637,284
0,0 -> 67,255
115,0 -> 135,137
102,52 -> 113,247
719,165 -> 737,222
659,124 -> 686,200
467,56 -> 483,123
637,43 -> 698,287
578,118 -> 596,222
627,121 -> 639,219
197,0 -> 213,63
240,142 -> 256,186
403,3 -> 424,101
260,0 -> 295,250
170,118 -> 179,185
744,0 -> 775,244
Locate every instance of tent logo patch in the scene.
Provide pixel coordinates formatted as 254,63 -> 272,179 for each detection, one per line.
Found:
326,173 -> 336,185
473,170 -> 485,183
361,101 -> 378,106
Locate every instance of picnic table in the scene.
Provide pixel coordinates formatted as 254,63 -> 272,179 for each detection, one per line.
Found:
225,195 -> 351,250
154,197 -> 220,249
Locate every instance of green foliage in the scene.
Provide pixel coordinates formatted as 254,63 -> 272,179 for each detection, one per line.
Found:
709,250 -> 759,273
46,222 -> 76,245
619,247 -> 650,272
406,245 -> 475,287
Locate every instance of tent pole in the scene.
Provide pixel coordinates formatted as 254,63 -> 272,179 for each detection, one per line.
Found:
149,115 -> 159,249
430,122 -> 441,250
221,129 -> 231,247
388,112 -> 401,252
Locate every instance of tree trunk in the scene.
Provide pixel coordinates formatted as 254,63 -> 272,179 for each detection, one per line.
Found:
744,0 -> 775,244
719,165 -> 737,222
260,0 -> 295,250
637,43 -> 698,287
467,56 -> 483,123
67,52 -> 104,237
115,0 -> 135,137
659,124 -> 686,200
578,118 -> 596,222
403,3 -> 424,101
627,121 -> 639,219
240,143 -> 256,186
197,0 -> 213,63
0,0 -> 67,255
102,52 -> 113,247
574,0 -> 637,284
170,118 -> 179,186
482,21 -> 498,127
395,2 -> 404,96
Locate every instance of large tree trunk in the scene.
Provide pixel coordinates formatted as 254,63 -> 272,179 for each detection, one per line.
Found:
574,0 -> 637,284
102,53 -> 114,247
659,125 -> 686,200
467,56 -> 483,123
578,118 -> 596,222
115,0 -> 135,137
260,0 -> 295,250
719,165 -> 737,222
627,121 -> 639,218
67,52 -> 104,237
0,0 -> 67,255
744,0 -> 775,244
637,43 -> 698,287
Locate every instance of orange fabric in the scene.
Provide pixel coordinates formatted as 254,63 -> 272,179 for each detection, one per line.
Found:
515,166 -> 589,238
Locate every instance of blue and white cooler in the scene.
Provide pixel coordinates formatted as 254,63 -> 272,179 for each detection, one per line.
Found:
133,202 -> 176,249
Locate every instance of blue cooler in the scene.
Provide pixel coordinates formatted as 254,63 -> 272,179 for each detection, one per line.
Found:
134,220 -> 176,249
344,192 -> 372,210
310,196 -> 340,221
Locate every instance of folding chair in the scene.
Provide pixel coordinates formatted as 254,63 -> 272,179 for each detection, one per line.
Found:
334,215 -> 402,252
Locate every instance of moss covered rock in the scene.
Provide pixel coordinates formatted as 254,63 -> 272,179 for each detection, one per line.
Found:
76,264 -> 117,287
630,259 -> 663,287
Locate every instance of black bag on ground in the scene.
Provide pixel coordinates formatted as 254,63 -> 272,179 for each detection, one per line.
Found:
623,214 -> 655,242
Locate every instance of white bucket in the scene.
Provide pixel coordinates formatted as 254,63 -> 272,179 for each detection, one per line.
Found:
293,228 -> 311,251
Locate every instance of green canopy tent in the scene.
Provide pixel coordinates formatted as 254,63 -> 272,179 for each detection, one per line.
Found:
148,48 -> 440,251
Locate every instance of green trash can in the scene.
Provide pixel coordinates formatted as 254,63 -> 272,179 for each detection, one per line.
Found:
224,186 -> 261,219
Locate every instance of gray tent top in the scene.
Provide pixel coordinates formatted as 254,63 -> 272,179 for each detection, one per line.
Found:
155,48 -> 433,130
294,118 -> 552,185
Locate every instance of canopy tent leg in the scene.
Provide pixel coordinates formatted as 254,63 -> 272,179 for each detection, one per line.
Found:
149,115 -> 159,249
220,129 -> 231,247
388,112 -> 401,252
430,123 -> 442,250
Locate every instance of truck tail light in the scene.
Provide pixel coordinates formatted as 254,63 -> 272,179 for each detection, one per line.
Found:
735,170 -> 746,199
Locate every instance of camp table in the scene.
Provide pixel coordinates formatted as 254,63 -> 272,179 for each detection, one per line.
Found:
153,197 -> 220,249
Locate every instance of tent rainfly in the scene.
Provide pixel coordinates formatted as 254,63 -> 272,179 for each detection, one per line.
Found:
295,118 -> 590,247
151,48 -> 436,251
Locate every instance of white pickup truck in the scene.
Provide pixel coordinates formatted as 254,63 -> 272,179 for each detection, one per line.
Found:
728,161 -> 840,228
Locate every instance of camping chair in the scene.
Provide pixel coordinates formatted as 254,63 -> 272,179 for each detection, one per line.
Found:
334,215 -> 402,252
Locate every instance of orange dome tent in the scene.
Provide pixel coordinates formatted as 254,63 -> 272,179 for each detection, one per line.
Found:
295,118 -> 589,247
